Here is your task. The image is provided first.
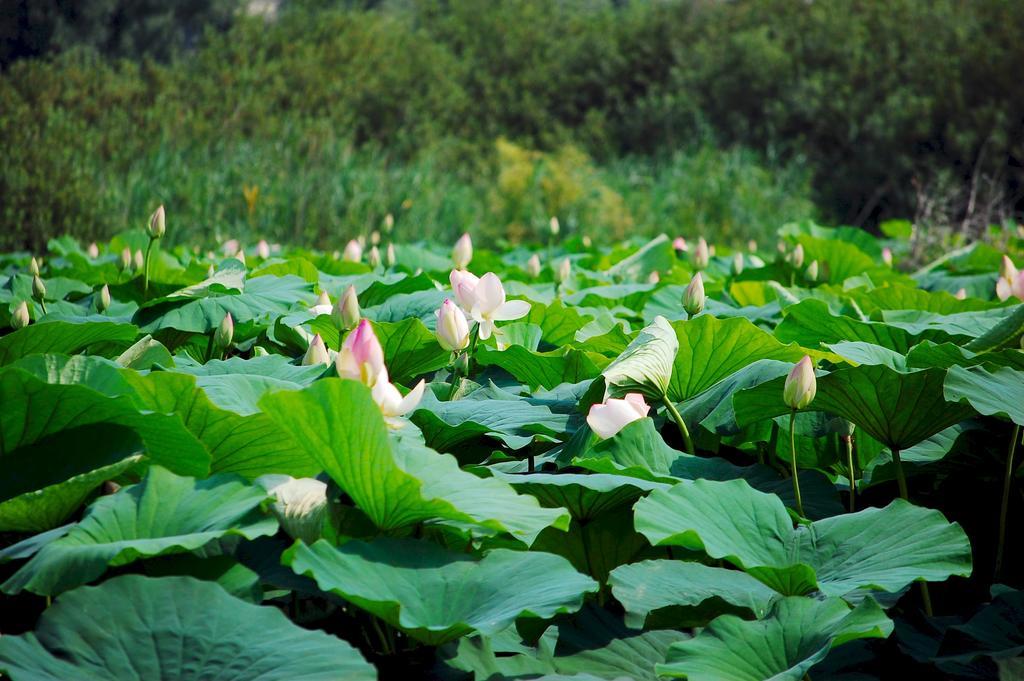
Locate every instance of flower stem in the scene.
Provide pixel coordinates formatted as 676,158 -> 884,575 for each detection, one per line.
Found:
447,325 -> 480,401
995,423 -> 1020,578
844,435 -> 856,513
789,410 -> 804,517
892,445 -> 933,616
143,237 -> 155,297
662,396 -> 694,453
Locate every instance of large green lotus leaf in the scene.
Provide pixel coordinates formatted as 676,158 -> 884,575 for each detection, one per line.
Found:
602,315 -> 678,399
10,352 -> 134,394
843,283 -> 996,316
575,419 -> 842,519
964,303 -> 1024,352
566,283 -> 657,312
495,472 -> 666,521
932,587 -> 1024,674
0,320 -> 138,365
605,234 -> 674,281
368,318 -> 452,385
879,308 -> 1007,341
531,509 -> 654,583
525,300 -> 599,347
794,233 -> 880,283
906,341 -> 1024,371
134,273 -> 312,333
657,596 -> 893,680
172,355 -> 324,415
780,220 -> 882,258
364,288 -> 448,327
775,299 -> 922,353
682,359 -> 794,436
123,371 -> 317,478
826,341 -> 908,370
0,368 -> 210,488
261,379 -> 569,544
667,315 -> 809,402
412,388 -> 569,452
0,455 -> 141,533
1,466 -> 276,596
734,364 -> 975,450
0,574 -> 376,681
249,256 -> 322,282
476,343 -> 605,390
609,560 -> 778,628
115,333 -> 174,369
283,538 -> 598,645
140,259 -> 246,303
944,365 -> 1024,425
444,605 -> 688,681
634,478 -> 972,597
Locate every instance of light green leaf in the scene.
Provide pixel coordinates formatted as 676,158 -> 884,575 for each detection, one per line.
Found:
944,365 -> 1024,425
602,315 -> 678,399
0,320 -> 138,365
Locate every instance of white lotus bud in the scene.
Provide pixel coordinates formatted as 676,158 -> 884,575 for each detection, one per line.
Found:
386,243 -> 397,268
452,233 -> 473,270
748,239 -> 758,253
693,238 -> 710,270
28,257 -> 40,276
343,240 -> 362,263
582,235 -> 592,248
31,274 -> 46,301
96,284 -> 111,312
783,356 -> 816,410
435,299 -> 470,352
954,288 -> 967,300
256,475 -> 328,544
87,242 -> 100,258
806,260 -> 819,282
334,285 -> 360,330
549,216 -> 560,236
555,257 -> 572,284
682,272 -> 705,317
235,249 -> 246,266
526,254 -> 542,278
148,205 -> 166,239
881,247 -> 893,267
302,333 -> 331,366
791,244 -> 805,268
11,301 -> 29,330
368,246 -> 382,268
119,248 -> 132,271
257,239 -> 270,259
383,213 -> 395,233
732,253 -> 744,276
370,230 -> 381,246
1000,255 -> 1017,282
133,249 -> 145,272
214,312 -> 234,350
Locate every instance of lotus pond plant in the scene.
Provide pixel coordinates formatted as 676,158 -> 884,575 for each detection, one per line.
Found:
0,221 -> 1021,680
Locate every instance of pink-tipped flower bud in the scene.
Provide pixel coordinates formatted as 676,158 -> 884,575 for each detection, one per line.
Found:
682,272 -> 705,317
302,333 -> 331,366
11,301 -> 29,329
343,240 -> 362,263
336,319 -> 386,386
452,233 -> 473,270
96,284 -> 111,313
435,299 -> 471,352
334,285 -> 361,330
214,312 -> 234,350
783,355 -> 817,410
148,204 -> 166,239
526,254 -> 542,278
693,238 -> 710,270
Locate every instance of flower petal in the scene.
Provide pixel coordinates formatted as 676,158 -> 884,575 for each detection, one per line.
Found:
491,299 -> 531,321
473,273 -> 506,315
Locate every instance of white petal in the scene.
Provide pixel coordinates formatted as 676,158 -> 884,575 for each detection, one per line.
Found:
395,380 -> 426,416
473,273 -> 506,315
587,399 -> 645,439
477,319 -> 495,340
490,299 -> 531,321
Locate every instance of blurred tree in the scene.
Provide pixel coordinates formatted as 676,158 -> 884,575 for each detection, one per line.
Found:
0,0 -> 241,67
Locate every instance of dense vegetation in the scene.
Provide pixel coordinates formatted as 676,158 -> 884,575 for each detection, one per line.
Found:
3,0 -> 1023,250
0,221 -> 1022,679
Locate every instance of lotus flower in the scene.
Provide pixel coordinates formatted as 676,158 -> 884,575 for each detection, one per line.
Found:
371,367 -> 426,427
133,249 -> 145,271
87,242 -> 99,258
11,301 -> 29,329
28,257 -> 40,276
526,253 -> 542,278
310,291 -> 332,316
31,274 -> 46,301
791,243 -> 805,268
368,245 -> 382,268
386,243 -> 397,267
747,239 -> 758,253
383,213 -> 395,233
1000,255 -> 1017,282
672,237 -> 688,253
334,285 -> 360,330
648,271 -> 660,284
119,248 -> 132,271
587,393 -> 650,439
549,216 -> 560,236
256,239 -> 270,259
302,334 -> 331,366
451,271 -> 531,340
732,253 -> 745,276
452,233 -> 473,269
682,273 -> 705,317
783,356 -> 816,410
96,284 -> 111,313
881,247 -> 893,267
954,288 -> 967,300
806,260 -> 819,282
693,238 -> 710,269
222,239 -> 240,257
256,475 -> 328,544
997,277 -> 1012,301
148,205 -> 165,239
336,319 -> 385,386
342,239 -> 362,263
435,299 -> 470,352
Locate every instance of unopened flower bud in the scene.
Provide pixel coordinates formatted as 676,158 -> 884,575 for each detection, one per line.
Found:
368,246 -> 382,268
954,288 -> 967,300
435,299 -> 470,352
302,333 -> 331,366
257,239 -> 270,259
31,274 -> 46,302
783,356 -> 817,410
806,260 -> 819,282
452,233 -> 473,270
214,313 -> 234,350
235,249 -> 246,266
648,271 -> 660,284
791,244 -> 805,269
96,284 -> 111,312
672,237 -> 688,253
693,238 -> 710,270
383,213 -> 395,234
133,249 -> 145,272
28,257 -> 40,277
747,239 -> 758,253
334,285 -> 360,330
343,240 -> 362,263
11,301 -> 29,329
148,205 -> 166,239
385,243 -> 397,268
526,253 -> 542,278
732,253 -> 744,276
371,230 -> 381,246
454,351 -> 470,376
1000,255 -> 1018,282
119,248 -> 132,271
682,272 -> 705,317
87,242 -> 100,258
555,257 -> 572,284
549,216 -> 560,236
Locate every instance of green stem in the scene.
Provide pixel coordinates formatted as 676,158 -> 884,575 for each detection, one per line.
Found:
892,446 -> 933,616
768,421 -> 780,463
662,396 -> 694,453
844,435 -> 856,513
789,410 -> 804,517
995,423 -> 1020,578
143,237 -> 155,297
447,325 -> 480,401
38,300 -> 47,315
446,357 -> 461,402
